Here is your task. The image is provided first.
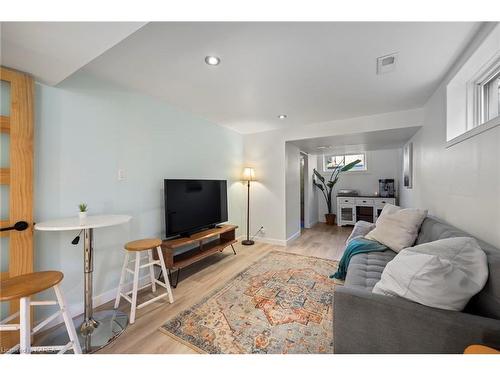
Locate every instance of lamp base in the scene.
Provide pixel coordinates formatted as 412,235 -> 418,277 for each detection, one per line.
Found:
241,239 -> 255,246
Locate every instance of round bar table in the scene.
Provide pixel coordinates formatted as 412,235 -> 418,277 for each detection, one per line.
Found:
35,215 -> 132,353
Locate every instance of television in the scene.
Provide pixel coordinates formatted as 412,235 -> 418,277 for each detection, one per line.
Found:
164,179 -> 228,237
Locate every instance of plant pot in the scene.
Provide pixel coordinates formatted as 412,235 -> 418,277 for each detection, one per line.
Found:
325,213 -> 336,225
79,211 -> 88,225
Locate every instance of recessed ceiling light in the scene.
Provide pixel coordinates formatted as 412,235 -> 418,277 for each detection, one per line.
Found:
317,146 -> 331,150
278,114 -> 287,119
205,56 -> 220,66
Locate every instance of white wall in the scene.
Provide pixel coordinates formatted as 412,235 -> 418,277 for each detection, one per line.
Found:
401,23 -> 500,249
29,71 -> 244,322
243,109 -> 423,243
285,143 -> 301,241
304,153 -> 318,228
243,132 -> 286,244
401,87 -> 500,248
316,148 -> 402,222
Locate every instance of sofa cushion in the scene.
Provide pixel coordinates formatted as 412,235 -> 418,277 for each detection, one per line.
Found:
372,237 -> 489,311
417,217 -> 500,320
365,204 -> 427,252
344,250 -> 397,291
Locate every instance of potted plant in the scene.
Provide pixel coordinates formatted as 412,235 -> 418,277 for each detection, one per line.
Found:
78,203 -> 88,225
313,159 -> 361,225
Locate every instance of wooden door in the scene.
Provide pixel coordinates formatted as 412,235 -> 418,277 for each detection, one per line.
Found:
0,66 -> 34,352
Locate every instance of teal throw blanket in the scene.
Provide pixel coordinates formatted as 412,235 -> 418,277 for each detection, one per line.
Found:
331,237 -> 389,280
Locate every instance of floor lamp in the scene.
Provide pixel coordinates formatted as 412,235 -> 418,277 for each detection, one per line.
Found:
242,167 -> 256,246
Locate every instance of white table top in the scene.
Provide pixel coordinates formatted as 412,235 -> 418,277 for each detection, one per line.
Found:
35,215 -> 132,231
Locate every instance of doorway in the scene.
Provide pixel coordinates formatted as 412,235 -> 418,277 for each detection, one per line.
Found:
300,153 -> 306,228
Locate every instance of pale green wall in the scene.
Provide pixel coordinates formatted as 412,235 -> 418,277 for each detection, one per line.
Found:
30,71 -> 244,322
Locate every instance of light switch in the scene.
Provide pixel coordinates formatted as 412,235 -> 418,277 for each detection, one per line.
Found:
118,169 -> 126,181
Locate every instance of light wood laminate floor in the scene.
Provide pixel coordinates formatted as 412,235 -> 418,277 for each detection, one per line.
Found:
47,223 -> 352,354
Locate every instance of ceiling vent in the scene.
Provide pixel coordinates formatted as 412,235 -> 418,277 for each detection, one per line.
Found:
377,53 -> 398,74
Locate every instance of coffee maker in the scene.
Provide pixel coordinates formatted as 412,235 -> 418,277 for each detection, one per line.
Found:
379,179 -> 395,198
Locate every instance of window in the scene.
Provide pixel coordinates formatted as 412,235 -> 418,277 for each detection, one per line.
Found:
446,24 -> 500,146
323,153 -> 366,172
475,67 -> 500,127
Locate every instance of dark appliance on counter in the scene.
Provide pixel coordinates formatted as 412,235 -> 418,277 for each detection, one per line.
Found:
379,179 -> 395,198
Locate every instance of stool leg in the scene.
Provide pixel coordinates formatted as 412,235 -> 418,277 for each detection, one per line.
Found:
156,246 -> 174,303
130,252 -> 141,324
54,284 -> 82,354
114,251 -> 130,309
19,296 -> 31,354
148,249 -> 157,293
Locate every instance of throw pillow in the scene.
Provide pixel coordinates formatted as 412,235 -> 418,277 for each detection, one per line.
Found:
345,220 -> 376,245
365,204 -> 427,252
372,237 -> 488,311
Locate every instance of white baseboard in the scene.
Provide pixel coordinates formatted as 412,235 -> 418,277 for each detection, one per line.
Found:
38,274 -> 151,332
285,230 -> 301,245
251,230 -> 301,247
253,235 -> 287,246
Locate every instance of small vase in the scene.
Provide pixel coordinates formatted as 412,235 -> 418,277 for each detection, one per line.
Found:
79,211 -> 88,225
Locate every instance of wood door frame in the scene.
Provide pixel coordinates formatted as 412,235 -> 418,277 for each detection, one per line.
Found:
0,66 -> 34,352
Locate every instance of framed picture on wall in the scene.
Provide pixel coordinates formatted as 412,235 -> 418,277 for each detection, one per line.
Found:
403,142 -> 413,189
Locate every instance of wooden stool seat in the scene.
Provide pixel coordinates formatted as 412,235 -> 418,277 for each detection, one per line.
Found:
0,271 -> 63,302
0,271 -> 81,354
124,238 -> 162,251
464,344 -> 500,354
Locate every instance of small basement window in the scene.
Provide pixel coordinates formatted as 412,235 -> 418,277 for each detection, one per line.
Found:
446,24 -> 500,147
323,153 -> 366,172
475,67 -> 500,126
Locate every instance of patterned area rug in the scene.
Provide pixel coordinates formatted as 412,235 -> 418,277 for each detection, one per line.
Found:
160,251 -> 338,354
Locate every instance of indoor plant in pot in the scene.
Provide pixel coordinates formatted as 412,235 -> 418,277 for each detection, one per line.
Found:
313,159 -> 360,225
78,203 -> 88,225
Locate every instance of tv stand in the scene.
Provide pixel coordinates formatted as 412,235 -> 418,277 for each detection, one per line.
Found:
158,224 -> 238,287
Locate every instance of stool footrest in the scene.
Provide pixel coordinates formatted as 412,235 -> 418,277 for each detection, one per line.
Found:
136,292 -> 170,309
0,324 -> 20,331
139,261 -> 160,269
119,292 -> 132,304
30,300 -> 57,306
0,311 -> 19,325
32,310 -> 62,335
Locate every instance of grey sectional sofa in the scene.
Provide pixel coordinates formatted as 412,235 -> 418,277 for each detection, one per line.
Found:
333,217 -> 500,353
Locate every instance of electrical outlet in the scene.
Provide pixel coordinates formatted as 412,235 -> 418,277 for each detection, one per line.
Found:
260,226 -> 265,235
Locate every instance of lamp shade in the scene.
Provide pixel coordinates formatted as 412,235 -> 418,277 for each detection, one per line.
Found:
242,167 -> 256,181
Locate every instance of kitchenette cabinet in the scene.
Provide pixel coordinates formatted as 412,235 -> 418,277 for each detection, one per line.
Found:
336,195 -> 396,226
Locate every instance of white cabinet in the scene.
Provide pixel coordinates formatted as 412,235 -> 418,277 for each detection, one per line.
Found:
337,196 -> 396,226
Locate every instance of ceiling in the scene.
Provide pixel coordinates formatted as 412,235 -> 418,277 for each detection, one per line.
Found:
82,22 -> 481,134
1,22 -> 481,134
0,22 -> 146,85
289,126 -> 422,154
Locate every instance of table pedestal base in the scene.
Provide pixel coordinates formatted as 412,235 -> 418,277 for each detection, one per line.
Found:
37,309 -> 128,353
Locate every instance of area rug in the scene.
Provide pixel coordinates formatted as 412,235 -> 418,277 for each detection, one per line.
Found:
159,251 -> 338,354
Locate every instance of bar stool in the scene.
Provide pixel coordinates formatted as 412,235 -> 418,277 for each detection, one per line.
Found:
0,271 -> 82,354
114,238 -> 174,324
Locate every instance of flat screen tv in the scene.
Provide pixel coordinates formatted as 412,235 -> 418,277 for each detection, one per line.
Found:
164,179 -> 228,237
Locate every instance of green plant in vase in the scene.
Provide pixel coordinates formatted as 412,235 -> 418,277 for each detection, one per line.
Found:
78,203 -> 88,225
312,159 -> 360,225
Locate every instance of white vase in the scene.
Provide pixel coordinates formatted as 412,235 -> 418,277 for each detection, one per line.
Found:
79,211 -> 88,225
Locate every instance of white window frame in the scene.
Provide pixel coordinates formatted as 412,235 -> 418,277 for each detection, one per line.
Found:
322,152 -> 367,173
468,55 -> 500,130
446,24 -> 500,148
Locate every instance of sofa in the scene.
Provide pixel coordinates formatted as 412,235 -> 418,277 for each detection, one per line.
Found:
333,216 -> 500,353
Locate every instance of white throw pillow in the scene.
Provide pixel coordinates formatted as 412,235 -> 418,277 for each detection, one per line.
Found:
372,237 -> 488,311
365,204 -> 427,252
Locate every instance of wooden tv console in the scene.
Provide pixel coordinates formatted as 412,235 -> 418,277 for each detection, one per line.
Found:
158,224 -> 238,287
